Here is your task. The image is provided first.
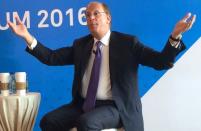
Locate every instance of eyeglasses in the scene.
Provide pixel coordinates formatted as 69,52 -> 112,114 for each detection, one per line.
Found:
85,11 -> 106,18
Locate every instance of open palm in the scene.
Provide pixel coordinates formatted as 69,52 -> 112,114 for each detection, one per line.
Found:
7,16 -> 29,38
172,13 -> 196,38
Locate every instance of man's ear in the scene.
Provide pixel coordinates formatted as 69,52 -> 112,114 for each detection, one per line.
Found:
107,15 -> 111,24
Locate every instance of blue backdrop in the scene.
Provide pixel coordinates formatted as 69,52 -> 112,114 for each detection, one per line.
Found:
0,0 -> 200,130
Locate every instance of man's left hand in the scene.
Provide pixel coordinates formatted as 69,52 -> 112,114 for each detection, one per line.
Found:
171,12 -> 196,39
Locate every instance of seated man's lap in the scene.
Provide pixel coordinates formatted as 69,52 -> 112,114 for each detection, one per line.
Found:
76,105 -> 121,130
40,103 -> 83,130
40,101 -> 121,130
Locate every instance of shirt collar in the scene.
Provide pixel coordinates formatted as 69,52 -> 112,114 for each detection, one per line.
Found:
94,30 -> 111,46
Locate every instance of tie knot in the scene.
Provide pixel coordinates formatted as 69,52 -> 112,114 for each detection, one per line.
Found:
96,41 -> 102,49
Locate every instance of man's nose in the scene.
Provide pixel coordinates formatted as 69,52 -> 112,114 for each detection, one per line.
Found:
88,15 -> 96,20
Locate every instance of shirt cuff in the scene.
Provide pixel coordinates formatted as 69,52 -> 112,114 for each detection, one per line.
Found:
169,35 -> 182,48
27,37 -> 37,50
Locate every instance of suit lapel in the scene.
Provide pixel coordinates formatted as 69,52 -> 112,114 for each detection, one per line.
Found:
80,37 -> 94,79
109,32 -> 120,62
109,32 -> 119,88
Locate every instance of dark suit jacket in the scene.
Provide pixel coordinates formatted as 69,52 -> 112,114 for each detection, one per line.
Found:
26,31 -> 185,131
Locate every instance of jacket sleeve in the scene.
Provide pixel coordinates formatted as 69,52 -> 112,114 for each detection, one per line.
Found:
26,41 -> 74,66
132,36 -> 186,70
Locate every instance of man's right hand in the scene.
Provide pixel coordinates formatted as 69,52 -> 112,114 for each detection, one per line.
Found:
7,16 -> 33,46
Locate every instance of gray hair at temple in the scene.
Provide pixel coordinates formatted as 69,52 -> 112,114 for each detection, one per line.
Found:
101,2 -> 111,16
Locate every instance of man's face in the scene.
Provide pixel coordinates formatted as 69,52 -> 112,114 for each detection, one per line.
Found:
86,2 -> 111,39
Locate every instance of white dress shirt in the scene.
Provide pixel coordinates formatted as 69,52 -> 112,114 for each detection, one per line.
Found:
81,30 -> 113,100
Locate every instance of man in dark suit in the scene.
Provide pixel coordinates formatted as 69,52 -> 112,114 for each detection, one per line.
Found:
8,1 -> 196,131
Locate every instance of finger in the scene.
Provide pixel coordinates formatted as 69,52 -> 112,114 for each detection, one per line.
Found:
191,14 -> 196,25
7,21 -> 16,33
7,20 -> 14,28
187,14 -> 196,30
182,12 -> 191,22
15,15 -> 23,25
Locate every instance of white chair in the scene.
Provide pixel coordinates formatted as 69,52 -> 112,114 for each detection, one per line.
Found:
70,127 -> 124,131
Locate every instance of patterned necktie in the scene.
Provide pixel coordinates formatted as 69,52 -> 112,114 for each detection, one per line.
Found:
82,41 -> 102,112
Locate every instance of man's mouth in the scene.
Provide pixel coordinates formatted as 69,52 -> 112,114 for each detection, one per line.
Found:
89,22 -> 98,25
